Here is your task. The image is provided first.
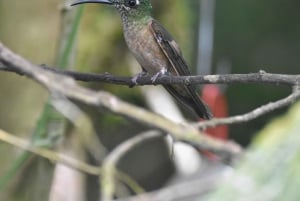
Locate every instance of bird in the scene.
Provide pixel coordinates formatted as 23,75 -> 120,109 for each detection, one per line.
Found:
71,0 -> 212,119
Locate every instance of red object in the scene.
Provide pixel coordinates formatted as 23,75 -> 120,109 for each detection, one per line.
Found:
200,84 -> 228,140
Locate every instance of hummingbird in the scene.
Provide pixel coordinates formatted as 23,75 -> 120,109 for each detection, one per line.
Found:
71,0 -> 212,119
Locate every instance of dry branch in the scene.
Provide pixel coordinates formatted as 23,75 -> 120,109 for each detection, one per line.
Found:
196,89 -> 300,129
1,63 -> 299,87
0,129 -> 101,175
101,130 -> 161,201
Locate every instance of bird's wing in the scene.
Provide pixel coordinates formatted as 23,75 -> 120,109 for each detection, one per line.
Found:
149,19 -> 212,119
148,19 -> 191,76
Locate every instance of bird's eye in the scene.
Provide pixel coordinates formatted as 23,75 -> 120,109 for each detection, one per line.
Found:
127,0 -> 137,7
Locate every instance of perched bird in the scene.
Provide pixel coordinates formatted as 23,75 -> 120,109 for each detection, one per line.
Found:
71,0 -> 212,119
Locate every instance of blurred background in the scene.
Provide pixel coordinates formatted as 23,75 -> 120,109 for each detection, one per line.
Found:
0,0 -> 300,199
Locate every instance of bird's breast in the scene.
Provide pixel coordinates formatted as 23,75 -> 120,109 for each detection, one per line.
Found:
124,24 -> 169,75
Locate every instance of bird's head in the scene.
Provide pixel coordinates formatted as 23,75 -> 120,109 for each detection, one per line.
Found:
71,0 -> 152,20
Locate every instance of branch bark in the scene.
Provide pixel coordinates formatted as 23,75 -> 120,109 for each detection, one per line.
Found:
1,63 -> 300,87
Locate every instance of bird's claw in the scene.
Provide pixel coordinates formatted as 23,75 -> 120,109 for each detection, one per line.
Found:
151,68 -> 167,84
150,73 -> 160,83
130,71 -> 148,87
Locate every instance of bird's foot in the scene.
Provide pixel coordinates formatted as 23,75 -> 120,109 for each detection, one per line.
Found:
151,68 -> 168,84
130,71 -> 148,87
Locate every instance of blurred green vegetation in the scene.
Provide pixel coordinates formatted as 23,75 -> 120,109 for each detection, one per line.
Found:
0,0 -> 300,198
204,101 -> 300,201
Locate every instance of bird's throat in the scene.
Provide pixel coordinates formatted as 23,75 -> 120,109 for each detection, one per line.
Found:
121,14 -> 151,29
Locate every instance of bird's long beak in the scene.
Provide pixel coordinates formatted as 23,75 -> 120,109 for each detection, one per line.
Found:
71,0 -> 112,6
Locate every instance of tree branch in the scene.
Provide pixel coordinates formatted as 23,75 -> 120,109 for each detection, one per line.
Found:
0,129 -> 101,175
1,62 -> 299,87
101,130 -> 161,201
196,88 -> 300,129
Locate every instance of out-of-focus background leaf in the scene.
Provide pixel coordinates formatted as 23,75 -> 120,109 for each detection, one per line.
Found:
204,101 -> 300,201
0,0 -> 300,199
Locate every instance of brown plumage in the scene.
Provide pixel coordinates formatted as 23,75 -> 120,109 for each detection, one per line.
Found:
71,0 -> 212,119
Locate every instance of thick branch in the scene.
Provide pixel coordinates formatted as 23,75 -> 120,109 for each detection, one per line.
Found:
1,62 -> 299,86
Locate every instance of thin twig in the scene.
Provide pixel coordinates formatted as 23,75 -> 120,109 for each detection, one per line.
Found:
101,130 -> 161,201
0,129 -> 101,175
196,89 -> 300,129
